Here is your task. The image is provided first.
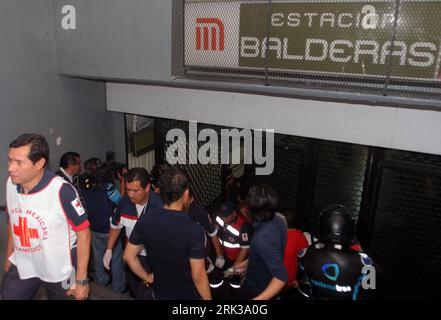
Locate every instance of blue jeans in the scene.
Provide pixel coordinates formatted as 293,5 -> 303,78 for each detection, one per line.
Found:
91,231 -> 126,293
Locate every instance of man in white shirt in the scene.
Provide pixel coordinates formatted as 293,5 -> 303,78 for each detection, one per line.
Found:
55,151 -> 85,208
56,151 -> 82,184
104,167 -> 163,299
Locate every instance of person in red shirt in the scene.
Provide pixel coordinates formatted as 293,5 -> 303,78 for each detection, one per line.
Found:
280,209 -> 309,289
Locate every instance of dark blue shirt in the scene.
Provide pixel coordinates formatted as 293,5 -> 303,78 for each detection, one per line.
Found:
129,207 -> 206,300
80,182 -> 119,233
243,215 -> 288,296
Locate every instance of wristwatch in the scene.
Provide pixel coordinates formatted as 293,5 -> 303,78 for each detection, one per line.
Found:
75,278 -> 90,286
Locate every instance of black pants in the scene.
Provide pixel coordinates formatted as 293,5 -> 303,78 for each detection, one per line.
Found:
126,255 -> 153,300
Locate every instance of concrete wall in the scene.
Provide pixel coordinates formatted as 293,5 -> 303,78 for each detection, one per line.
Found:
0,0 -> 125,205
53,0 -> 172,81
107,83 -> 441,156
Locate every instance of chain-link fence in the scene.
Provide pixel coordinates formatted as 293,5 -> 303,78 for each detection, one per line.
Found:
244,134 -> 306,212
174,0 -> 441,101
156,118 -> 224,208
310,140 -> 368,236
369,165 -> 441,299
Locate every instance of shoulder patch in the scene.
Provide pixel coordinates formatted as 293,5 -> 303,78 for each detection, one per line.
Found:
71,198 -> 85,216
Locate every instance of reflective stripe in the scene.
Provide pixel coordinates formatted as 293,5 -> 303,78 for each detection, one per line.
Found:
222,241 -> 241,249
210,280 -> 224,288
216,216 -> 225,227
208,226 -> 218,237
226,225 -> 240,237
216,216 -> 240,236
229,283 -> 241,289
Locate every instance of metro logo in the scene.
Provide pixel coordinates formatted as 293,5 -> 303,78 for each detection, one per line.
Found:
195,18 -> 225,51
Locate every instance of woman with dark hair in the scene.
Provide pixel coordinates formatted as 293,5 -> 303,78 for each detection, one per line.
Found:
234,184 -> 288,300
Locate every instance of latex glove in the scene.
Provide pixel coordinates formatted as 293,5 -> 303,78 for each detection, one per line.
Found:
233,260 -> 248,275
206,256 -> 215,274
215,255 -> 225,269
103,249 -> 112,270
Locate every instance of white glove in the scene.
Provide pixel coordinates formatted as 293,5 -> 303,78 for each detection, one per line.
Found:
223,267 -> 234,278
206,257 -> 215,274
215,255 -> 225,269
103,249 -> 112,270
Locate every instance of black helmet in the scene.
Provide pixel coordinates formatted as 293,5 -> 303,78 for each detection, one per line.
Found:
319,204 -> 354,245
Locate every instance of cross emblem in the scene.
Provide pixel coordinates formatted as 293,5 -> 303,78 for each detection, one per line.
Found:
13,217 -> 39,247
74,199 -> 81,208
